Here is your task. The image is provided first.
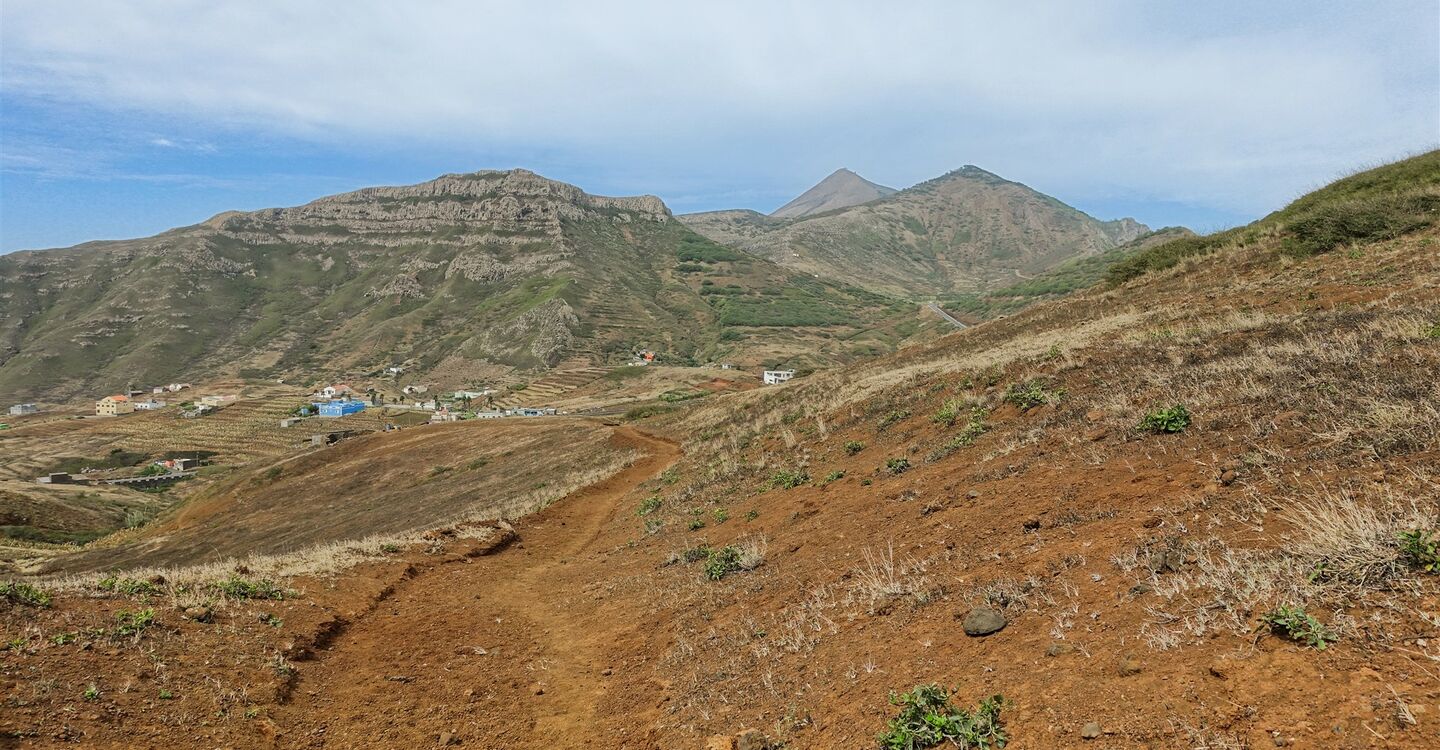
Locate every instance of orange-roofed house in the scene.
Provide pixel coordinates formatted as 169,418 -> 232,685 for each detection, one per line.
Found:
96,394 -> 135,416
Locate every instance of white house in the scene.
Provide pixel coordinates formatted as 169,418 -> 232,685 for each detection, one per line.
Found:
454,389 -> 492,399
166,383 -> 192,392
8,403 -> 37,416
763,370 -> 796,385
133,399 -> 167,411
472,410 -> 504,419
402,384 -> 429,395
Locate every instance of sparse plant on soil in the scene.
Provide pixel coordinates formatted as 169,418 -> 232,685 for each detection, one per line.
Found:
745,509 -> 759,522
929,408 -> 989,460
1261,605 -> 1335,650
380,543 -> 402,554
769,468 -> 810,489
688,518 -> 706,531
877,409 -> 911,431
682,545 -> 712,563
845,440 -> 866,455
83,684 -> 100,702
1003,380 -> 1062,409
823,470 -> 846,484
1425,322 -> 1440,339
886,457 -> 911,475
877,684 -> 1007,749
932,399 -> 964,426
112,608 -> 155,638
1138,404 -> 1191,434
638,495 -> 662,516
712,508 -> 730,524
261,613 -> 284,628
1,581 -> 53,607
702,538 -> 766,580
158,689 -> 174,700
212,576 -> 286,601
643,519 -> 663,535
50,632 -> 77,646
1399,529 -> 1440,573
96,575 -> 160,597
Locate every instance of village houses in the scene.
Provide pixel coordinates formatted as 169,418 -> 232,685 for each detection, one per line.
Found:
95,395 -> 134,416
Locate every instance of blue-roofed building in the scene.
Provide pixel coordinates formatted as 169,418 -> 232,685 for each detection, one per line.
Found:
317,400 -> 365,417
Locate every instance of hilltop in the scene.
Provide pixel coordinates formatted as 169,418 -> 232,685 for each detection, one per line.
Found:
681,165 -> 1152,297
0,170 -> 927,403
770,168 -> 897,219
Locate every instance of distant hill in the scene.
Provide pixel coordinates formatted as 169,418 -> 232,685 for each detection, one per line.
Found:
0,170 -> 919,402
681,165 -> 1150,297
770,168 -> 897,218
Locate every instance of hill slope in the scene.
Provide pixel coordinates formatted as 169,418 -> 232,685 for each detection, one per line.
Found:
770,167 -> 897,218
681,165 -> 1150,297
5,153 -> 1439,748
0,170 -> 917,402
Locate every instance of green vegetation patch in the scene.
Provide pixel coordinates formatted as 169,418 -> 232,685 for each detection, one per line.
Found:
1,581 -> 53,608
878,684 -> 1008,749
1138,404 -> 1191,434
1261,605 -> 1336,650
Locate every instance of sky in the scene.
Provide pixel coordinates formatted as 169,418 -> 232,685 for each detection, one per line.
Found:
2,0 -> 1437,252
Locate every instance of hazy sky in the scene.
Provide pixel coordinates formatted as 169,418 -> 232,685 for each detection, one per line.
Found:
2,0 -> 1437,251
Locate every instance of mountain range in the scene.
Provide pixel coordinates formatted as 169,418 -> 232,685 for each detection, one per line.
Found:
2,164 -> 1161,402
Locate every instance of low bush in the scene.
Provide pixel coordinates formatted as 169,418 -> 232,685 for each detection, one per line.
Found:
113,608 -> 156,638
1399,529 -> 1440,573
212,576 -> 286,601
1261,605 -> 1335,650
96,576 -> 160,597
1138,404 -> 1192,434
877,409 -> 911,431
1003,380 -> 1062,409
845,440 -> 866,455
637,495 -> 662,517
886,457 -> 912,475
769,469 -> 810,490
878,684 -> 1007,749
0,581 -> 52,608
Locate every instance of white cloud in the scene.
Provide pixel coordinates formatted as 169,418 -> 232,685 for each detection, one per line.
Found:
2,0 -> 1436,220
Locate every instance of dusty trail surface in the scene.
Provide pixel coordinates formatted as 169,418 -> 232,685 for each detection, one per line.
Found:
273,425 -> 680,748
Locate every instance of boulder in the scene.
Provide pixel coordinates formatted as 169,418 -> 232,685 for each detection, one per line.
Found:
961,606 -> 1007,637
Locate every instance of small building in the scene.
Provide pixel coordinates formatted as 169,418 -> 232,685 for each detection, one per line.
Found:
763,370 -> 796,385
36,472 -> 76,484
472,410 -> 505,419
133,399 -> 167,411
429,409 -> 462,423
454,389 -> 492,399
199,394 -> 237,407
8,403 -> 37,416
174,458 -> 201,472
402,384 -> 429,395
279,417 -> 304,428
320,384 -> 354,399
167,383 -> 192,392
318,400 -> 366,418
96,395 -> 134,416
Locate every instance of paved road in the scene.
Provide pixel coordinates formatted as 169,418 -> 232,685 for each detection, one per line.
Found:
926,302 -> 968,329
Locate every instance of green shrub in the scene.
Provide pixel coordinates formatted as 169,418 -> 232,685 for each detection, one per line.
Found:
878,684 -> 1007,749
886,457 -> 911,475
823,470 -> 846,484
877,409 -> 911,431
845,440 -> 866,455
769,469 -> 810,490
704,546 -> 743,580
0,581 -> 53,607
213,577 -> 286,601
1003,380 -> 1062,409
712,508 -> 730,524
96,575 -> 160,597
113,608 -> 156,638
928,408 -> 989,461
637,495 -> 662,517
83,684 -> 100,702
1261,605 -> 1335,650
1399,529 -> 1440,573
682,545 -> 712,563
1282,192 -> 1440,257
1138,404 -> 1192,434
688,518 -> 706,531
932,399 -> 964,426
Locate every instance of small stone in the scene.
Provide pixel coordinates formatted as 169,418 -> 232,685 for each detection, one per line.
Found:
437,731 -> 455,746
1129,582 -> 1154,596
1045,642 -> 1075,657
705,736 -> 736,750
1273,736 -> 1288,747
183,606 -> 212,622
1219,469 -> 1238,486
532,684 -> 545,696
601,668 -> 613,676
1208,662 -> 1229,680
966,490 -> 980,500
961,606 -> 1007,637
735,729 -> 769,750
1081,721 -> 1102,739
1118,654 -> 1143,676
1022,516 -> 1041,531
1084,427 -> 1108,442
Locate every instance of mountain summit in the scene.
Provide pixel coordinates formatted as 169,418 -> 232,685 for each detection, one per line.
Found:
770,168 -> 897,219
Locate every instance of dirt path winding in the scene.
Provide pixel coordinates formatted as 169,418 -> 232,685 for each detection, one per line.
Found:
272,425 -> 680,748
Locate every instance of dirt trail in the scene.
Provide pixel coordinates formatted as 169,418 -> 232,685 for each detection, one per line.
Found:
272,424 -> 680,749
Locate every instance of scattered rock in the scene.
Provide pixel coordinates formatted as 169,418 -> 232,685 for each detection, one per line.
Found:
532,684 -> 545,696
735,729 -> 770,750
1118,654 -> 1143,676
1081,721 -> 1102,739
1129,582 -> 1154,596
1022,516 -> 1041,532
1045,642 -> 1075,657
1084,427 -> 1108,442
182,606 -> 212,623
1208,661 -> 1229,680
705,736 -> 736,750
966,490 -> 980,500
1219,469 -> 1238,486
601,668 -> 613,676
384,675 -> 414,683
437,731 -> 456,746
1146,549 -> 1185,574
961,606 -> 1007,637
